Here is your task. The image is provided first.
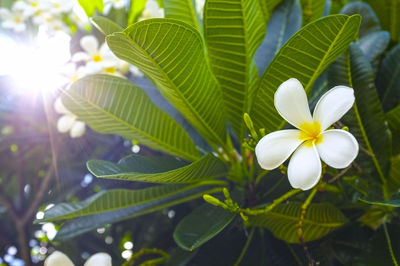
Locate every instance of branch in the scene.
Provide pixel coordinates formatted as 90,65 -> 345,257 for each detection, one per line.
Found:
22,165 -> 55,225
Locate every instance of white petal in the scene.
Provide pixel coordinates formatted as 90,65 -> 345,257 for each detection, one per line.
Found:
84,253 -> 112,266
57,115 -> 75,133
70,121 -> 86,138
71,51 -> 89,62
288,143 -> 321,190
44,251 -> 74,266
54,97 -> 71,114
274,78 -> 313,129
317,129 -> 359,169
313,86 -> 355,131
80,35 -> 99,55
255,129 -> 303,170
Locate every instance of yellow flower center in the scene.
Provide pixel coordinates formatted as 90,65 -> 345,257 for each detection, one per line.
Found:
105,67 -> 116,73
93,55 -> 102,62
14,16 -> 22,23
299,121 -> 323,147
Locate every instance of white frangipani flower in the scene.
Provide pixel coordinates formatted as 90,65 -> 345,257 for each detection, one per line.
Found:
55,98 -> 86,138
139,0 -> 164,21
45,250 -> 111,266
255,78 -> 359,190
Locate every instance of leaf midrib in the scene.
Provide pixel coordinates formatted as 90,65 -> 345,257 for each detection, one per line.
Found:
119,23 -> 225,146
69,87 -> 200,162
46,180 -> 227,221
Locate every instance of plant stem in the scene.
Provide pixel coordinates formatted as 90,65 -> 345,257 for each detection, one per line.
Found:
383,223 -> 399,266
242,189 -> 302,216
234,227 -> 255,266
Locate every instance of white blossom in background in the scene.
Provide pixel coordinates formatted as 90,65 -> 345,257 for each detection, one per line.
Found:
72,35 -> 119,74
54,98 -> 86,138
129,65 -> 144,77
103,0 -> 128,14
195,0 -> 205,19
255,78 -> 359,190
44,251 -> 112,266
0,4 -> 28,32
48,0 -> 74,14
69,3 -> 90,30
139,0 -> 164,20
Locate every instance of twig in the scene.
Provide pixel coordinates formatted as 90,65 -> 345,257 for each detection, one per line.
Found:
383,223 -> 399,266
296,187 -> 319,266
22,165 -> 54,224
327,166 -> 351,183
234,227 -> 255,266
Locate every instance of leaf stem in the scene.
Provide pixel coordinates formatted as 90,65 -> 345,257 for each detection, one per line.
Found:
234,227 -> 255,266
383,223 -> 399,266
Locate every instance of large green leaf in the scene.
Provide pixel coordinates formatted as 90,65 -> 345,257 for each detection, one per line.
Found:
90,16 -> 124,35
251,202 -> 347,243
255,0 -> 302,75
87,153 -> 228,183
387,105 -> 400,155
173,203 -> 236,251
251,14 -> 361,131
62,75 -> 200,161
377,42 -> 400,112
127,0 -> 147,25
164,0 -> 200,31
328,44 -> 391,180
358,31 -> 390,68
364,0 -> 400,42
300,0 -> 326,25
77,0 -> 103,16
340,2 -> 381,37
39,181 -> 225,222
389,154 -> 400,186
359,194 -> 400,207
203,0 -> 265,138
106,19 -> 226,146
258,0 -> 283,22
51,182 -> 225,240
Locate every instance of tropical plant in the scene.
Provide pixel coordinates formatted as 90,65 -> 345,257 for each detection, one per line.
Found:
37,0 -> 400,265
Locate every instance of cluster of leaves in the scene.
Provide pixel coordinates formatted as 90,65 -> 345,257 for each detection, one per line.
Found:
38,0 -> 400,265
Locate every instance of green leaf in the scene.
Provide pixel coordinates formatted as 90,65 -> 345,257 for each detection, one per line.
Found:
127,0 -> 147,25
204,0 -> 266,138
87,153 -> 228,183
364,0 -> 400,42
389,154 -> 400,187
348,44 -> 391,179
300,0 -> 326,25
62,75 -> 200,161
251,14 -> 361,131
90,16 -> 124,35
258,0 -> 283,22
106,19 -> 226,146
164,0 -> 200,31
40,181 -> 225,222
251,202 -> 347,243
387,105 -> 400,155
77,0 -> 103,16
173,203 -> 236,251
358,31 -> 390,67
41,181 -> 227,240
255,0 -> 302,74
340,2 -> 381,37
377,42 -> 400,112
359,195 -> 400,207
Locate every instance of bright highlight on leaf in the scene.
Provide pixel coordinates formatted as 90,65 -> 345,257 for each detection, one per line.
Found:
255,78 -> 359,190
